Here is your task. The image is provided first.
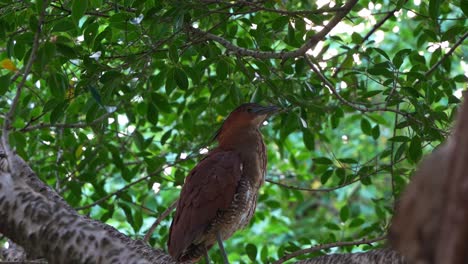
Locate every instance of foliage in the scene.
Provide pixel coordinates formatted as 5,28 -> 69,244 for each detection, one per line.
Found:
0,0 -> 466,262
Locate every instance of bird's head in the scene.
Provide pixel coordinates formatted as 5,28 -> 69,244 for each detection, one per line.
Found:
214,103 -> 279,142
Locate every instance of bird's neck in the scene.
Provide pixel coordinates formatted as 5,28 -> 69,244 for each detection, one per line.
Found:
218,127 -> 267,188
217,127 -> 263,151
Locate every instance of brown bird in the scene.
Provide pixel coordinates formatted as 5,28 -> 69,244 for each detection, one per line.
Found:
167,103 -> 279,263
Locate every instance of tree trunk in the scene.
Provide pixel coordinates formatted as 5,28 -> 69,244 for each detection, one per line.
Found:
391,95 -> 468,264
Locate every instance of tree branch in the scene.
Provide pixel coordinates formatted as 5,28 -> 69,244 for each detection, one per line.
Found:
143,199 -> 178,243
75,159 -> 184,211
2,0 -> 48,156
273,235 -> 387,264
295,248 -> 406,264
19,111 -> 115,132
332,5 -> 404,77
0,152 -> 175,263
201,0 -> 348,16
303,55 -> 449,136
418,31 -> 468,83
186,0 -> 358,59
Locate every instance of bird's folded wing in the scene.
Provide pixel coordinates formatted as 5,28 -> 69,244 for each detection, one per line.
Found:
168,150 -> 242,259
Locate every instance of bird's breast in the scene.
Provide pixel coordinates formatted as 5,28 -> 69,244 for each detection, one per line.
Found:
218,178 -> 258,240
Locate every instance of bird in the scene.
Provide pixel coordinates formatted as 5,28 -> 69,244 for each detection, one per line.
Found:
167,103 -> 279,263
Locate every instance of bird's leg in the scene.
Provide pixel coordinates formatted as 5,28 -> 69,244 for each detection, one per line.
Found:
216,231 -> 230,264
203,246 -> 211,264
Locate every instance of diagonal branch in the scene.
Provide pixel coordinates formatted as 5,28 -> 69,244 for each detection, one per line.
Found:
19,111 -> 115,132
332,4 -> 405,77
416,31 -> 468,84
2,0 -> 49,155
143,199 -> 178,243
273,235 -> 387,264
303,55 -> 449,136
186,0 -> 358,60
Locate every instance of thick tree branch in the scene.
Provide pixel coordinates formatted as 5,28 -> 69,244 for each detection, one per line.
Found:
0,152 -> 175,264
295,248 -> 406,264
273,235 -> 387,264
186,0 -> 358,59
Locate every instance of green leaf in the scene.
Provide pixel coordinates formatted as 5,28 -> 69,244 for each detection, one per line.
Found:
133,131 -> 145,151
313,157 -> 332,165
88,85 -> 103,106
360,118 -> 372,135
373,47 -> 390,60
216,59 -> 229,80
320,169 -> 333,184
147,103 -> 158,125
461,0 -> 468,17
388,136 -> 411,142
50,102 -> 68,124
349,217 -> 365,228
408,135 -> 422,163
47,73 -> 67,99
173,67 -> 188,90
302,129 -> 314,150
260,246 -> 269,263
169,45 -> 179,63
52,19 -> 76,32
392,49 -> 411,68
160,130 -> 172,145
0,74 -> 11,95
351,32 -> 362,44
429,0 -> 441,20
372,125 -> 380,140
245,243 -> 257,262
325,222 -> 340,230
368,62 -> 392,77
340,206 -> 349,222
9,131 -> 26,151
72,0 -> 88,25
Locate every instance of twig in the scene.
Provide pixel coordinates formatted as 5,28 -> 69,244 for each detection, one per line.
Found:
304,55 -> 449,136
75,158 -> 186,210
75,170 -> 163,211
20,111 -> 114,132
332,5 -> 404,77
416,31 -> 468,84
49,2 -> 110,17
2,0 -> 49,154
266,178 -> 360,192
186,0 -> 358,60
272,235 -> 387,264
204,0 -> 347,16
143,199 -> 178,243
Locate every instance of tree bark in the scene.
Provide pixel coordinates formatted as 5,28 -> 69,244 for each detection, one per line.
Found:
391,95 -> 468,264
296,248 -> 406,264
0,151 -> 174,264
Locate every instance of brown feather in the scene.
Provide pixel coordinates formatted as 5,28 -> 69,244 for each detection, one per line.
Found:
168,149 -> 242,261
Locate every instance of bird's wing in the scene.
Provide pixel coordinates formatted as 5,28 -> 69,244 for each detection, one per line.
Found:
168,150 -> 242,259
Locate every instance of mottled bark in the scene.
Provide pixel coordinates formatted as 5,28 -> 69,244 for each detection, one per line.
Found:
0,151 -> 175,264
295,248 -> 406,264
391,95 -> 468,264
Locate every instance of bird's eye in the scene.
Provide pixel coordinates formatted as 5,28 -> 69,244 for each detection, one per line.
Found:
246,108 -> 253,113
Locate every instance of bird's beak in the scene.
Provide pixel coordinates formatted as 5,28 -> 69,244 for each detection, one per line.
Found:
252,105 -> 281,116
